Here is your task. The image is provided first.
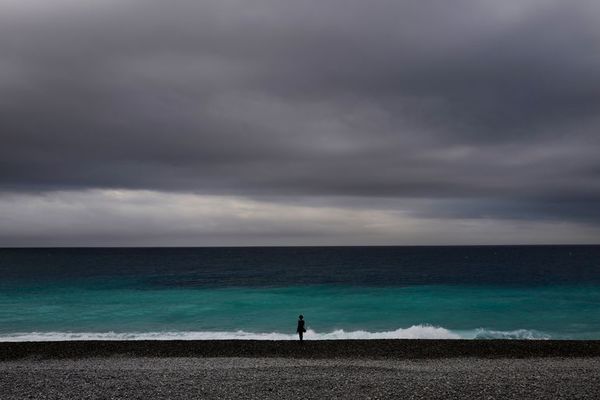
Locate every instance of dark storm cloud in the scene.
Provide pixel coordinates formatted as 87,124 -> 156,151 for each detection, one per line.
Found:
1,0 -> 600,225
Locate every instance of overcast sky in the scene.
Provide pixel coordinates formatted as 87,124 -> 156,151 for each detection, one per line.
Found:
1,0 -> 599,246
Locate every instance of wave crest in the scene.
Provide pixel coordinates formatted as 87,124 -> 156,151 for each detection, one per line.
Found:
471,328 -> 550,340
0,325 -> 551,342
0,325 -> 458,341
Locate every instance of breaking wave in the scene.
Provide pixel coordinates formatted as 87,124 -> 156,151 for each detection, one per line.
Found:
0,325 -> 551,342
470,328 -> 550,340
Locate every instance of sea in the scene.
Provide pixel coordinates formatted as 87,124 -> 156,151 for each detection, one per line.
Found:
1,246 -> 599,341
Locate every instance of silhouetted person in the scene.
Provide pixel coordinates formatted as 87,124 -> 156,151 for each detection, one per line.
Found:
297,315 -> 306,341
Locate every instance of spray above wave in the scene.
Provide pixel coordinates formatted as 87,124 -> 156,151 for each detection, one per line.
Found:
0,325 -> 551,342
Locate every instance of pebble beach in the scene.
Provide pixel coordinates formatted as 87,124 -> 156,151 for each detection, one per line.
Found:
2,340 -> 600,399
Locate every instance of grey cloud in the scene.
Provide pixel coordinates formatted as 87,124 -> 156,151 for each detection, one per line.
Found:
1,0 -> 600,232
1,190 -> 598,246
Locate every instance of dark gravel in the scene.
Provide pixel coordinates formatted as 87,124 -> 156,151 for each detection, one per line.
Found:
1,357 -> 600,399
3,339 -> 600,360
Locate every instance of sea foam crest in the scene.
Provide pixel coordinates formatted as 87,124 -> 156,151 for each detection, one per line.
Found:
0,326 -> 552,342
0,325 -> 460,342
471,328 -> 550,340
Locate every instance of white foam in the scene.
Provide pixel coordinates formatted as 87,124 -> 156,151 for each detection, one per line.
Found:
0,325 -> 461,342
313,325 -> 461,340
0,325 -> 554,342
470,328 -> 550,340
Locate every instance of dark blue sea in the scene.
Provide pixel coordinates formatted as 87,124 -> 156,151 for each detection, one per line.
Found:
1,246 -> 599,340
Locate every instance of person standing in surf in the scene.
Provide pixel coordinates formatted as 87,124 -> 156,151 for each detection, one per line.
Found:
297,315 -> 306,341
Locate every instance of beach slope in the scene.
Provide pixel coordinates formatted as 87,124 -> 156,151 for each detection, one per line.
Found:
1,340 -> 600,399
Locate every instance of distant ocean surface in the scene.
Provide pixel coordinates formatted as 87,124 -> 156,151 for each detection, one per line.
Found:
1,246 -> 600,341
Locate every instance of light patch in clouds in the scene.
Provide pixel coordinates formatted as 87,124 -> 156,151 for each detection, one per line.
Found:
0,190 -> 598,247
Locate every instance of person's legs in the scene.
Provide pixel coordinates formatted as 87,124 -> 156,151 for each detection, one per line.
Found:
298,331 -> 303,341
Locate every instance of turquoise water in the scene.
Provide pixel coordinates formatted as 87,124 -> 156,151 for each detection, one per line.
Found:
2,282 -> 600,340
1,247 -> 599,340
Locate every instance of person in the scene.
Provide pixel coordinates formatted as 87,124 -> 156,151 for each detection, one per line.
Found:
296,315 -> 306,341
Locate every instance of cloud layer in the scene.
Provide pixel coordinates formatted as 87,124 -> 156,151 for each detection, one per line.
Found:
1,0 -> 599,245
1,190 -> 598,246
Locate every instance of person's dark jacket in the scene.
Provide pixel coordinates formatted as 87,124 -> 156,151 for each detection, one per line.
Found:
297,319 -> 306,333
